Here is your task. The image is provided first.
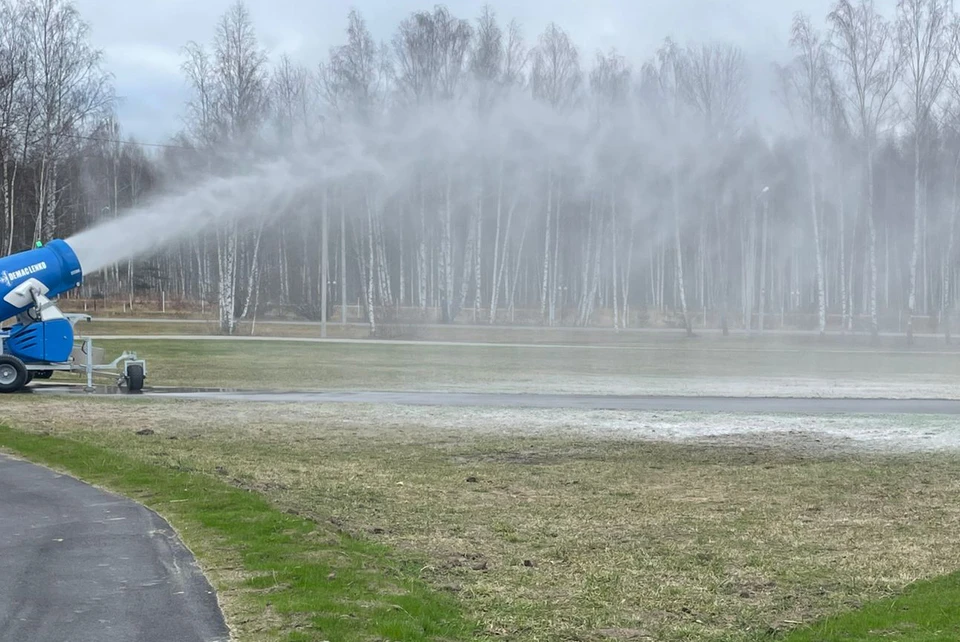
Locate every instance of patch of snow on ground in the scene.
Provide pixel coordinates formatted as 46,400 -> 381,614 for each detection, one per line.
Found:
450,376 -> 960,400
349,405 -> 960,455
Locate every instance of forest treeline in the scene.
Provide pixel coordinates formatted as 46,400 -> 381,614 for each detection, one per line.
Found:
1,0 -> 958,340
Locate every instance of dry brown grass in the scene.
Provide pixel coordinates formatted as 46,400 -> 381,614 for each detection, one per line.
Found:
6,397 -> 960,642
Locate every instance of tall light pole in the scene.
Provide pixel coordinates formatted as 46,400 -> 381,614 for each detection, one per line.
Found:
759,186 -> 769,333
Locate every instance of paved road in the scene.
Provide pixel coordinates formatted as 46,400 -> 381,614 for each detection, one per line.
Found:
0,454 -> 230,642
27,384 -> 960,414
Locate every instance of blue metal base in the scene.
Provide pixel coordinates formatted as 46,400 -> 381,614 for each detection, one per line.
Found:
4,319 -> 74,363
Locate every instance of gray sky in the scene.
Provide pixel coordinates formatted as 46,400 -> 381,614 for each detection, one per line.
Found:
73,0 -> 896,143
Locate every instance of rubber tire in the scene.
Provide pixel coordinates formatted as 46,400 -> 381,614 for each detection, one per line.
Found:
34,370 -> 53,380
0,355 -> 28,393
126,365 -> 144,393
25,372 -> 33,385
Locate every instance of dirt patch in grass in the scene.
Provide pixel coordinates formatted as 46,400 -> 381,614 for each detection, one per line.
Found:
5,397 -> 960,641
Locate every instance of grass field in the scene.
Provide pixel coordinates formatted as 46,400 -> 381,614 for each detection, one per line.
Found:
3,396 -> 960,641
77,315 -> 960,346
57,333 -> 960,399
9,324 -> 960,640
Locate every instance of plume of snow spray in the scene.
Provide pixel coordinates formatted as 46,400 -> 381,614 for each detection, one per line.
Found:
64,88 -> 737,279
66,134 -> 385,276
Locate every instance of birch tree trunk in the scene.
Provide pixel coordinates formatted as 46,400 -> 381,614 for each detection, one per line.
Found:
35,157 -> 46,242
442,172 -> 454,322
907,133 -> 922,344
489,160 -> 505,323
549,180 -> 562,326
621,220 -> 635,328
375,211 -> 392,305
759,196 -> 768,333
195,240 -> 206,305
418,176 -> 427,311
365,192 -> 376,334
673,172 -> 693,336
507,216 -> 530,321
474,187 -> 483,318
321,186 -> 329,337
715,200 -> 730,335
340,192 -> 347,324
944,149 -> 960,343
217,222 -> 239,335
1,155 -> 15,254
809,156 -> 826,336
578,195 -> 596,324
240,222 -> 265,319
398,207 -> 404,309
458,212 -> 476,316
743,199 -> 757,330
279,230 -> 290,306
611,190 -> 619,331
866,141 -> 879,340
583,219 -> 605,326
838,166 -> 849,333
42,159 -> 58,241
540,166 -> 552,323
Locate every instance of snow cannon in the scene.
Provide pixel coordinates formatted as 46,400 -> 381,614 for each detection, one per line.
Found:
0,239 -> 146,394
0,239 -> 82,319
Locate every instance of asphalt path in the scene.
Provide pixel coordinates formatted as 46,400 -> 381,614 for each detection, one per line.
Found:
0,454 -> 230,642
26,384 -> 960,414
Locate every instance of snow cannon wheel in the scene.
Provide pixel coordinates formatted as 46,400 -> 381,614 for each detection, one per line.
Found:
33,370 -> 53,380
125,364 -> 144,393
0,355 -> 28,393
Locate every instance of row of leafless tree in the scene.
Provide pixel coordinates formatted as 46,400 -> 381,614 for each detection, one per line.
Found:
0,0 -> 113,254
5,0 -> 960,341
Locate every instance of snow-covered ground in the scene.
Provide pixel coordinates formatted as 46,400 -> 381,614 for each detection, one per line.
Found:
344,405 -> 960,455
6,391 -> 960,455
167,399 -> 960,455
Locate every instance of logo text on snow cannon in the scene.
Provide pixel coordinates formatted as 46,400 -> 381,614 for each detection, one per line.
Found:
0,261 -> 47,287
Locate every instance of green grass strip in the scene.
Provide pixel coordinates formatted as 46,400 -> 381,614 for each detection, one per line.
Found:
781,572 -> 960,641
0,426 -> 473,642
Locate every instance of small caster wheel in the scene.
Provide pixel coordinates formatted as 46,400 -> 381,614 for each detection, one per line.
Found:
125,364 -> 144,393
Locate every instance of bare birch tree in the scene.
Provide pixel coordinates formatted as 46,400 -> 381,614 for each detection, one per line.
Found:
22,0 -> 111,241
897,0 -> 953,343
0,0 -> 28,253
530,23 -> 581,324
779,13 -> 833,336
650,39 -> 694,336
828,0 -> 901,339
206,0 -> 269,334
679,42 -> 747,332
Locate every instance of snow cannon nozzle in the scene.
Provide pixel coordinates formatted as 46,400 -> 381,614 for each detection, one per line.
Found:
0,239 -> 83,322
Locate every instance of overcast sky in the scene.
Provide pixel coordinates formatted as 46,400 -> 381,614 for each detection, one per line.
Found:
72,0 -> 898,143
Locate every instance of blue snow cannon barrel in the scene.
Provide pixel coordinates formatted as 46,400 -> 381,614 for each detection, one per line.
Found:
0,240 -> 83,364
0,239 -> 83,322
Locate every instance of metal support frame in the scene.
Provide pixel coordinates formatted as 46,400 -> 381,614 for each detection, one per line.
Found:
75,336 -> 145,392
